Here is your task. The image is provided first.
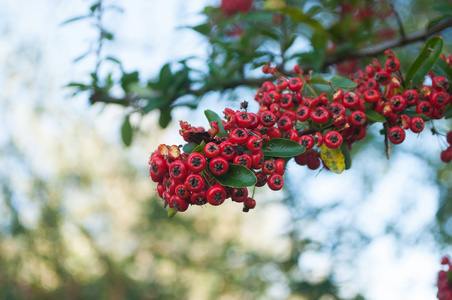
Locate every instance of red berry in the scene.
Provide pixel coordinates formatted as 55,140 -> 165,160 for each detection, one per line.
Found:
280,93 -> 295,109
204,142 -> 220,158
230,187 -> 248,202
175,184 -> 190,199
246,135 -> 262,153
447,131 -> 452,144
187,152 -> 207,173
403,89 -> 419,106
288,77 -> 303,92
275,78 -> 288,90
431,91 -> 448,107
324,131 -> 343,148
440,147 -> 452,163
411,117 -> 425,133
267,173 -> 284,190
296,106 -> 310,122
262,160 -> 276,175
229,127 -> 249,145
342,92 -> 359,109
376,69 -> 391,85
233,153 -> 252,168
170,195 -> 189,212
277,115 -> 293,131
169,160 -> 188,181
255,172 -> 267,187
207,185 -> 227,206
235,111 -> 253,128
388,126 -> 405,144
416,101 -> 433,116
389,95 -> 406,112
267,127 -> 282,139
328,103 -> 346,117
441,256 -> 450,265
244,197 -> 256,209
185,173 -> 205,192
150,156 -> 168,178
259,110 -> 277,127
363,89 -> 379,103
385,58 -> 400,72
209,156 -> 229,176
219,141 -> 236,161
284,129 -> 299,142
313,132 -> 323,147
332,88 -> 344,102
432,106 -> 446,119
190,190 -> 207,205
350,111 -> 366,126
299,135 -> 314,149
310,106 -> 329,123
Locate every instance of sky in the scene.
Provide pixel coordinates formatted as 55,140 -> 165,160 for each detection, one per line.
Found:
0,0 -> 450,299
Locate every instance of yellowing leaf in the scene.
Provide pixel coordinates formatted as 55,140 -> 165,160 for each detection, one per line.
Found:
264,0 -> 286,10
320,144 -> 345,174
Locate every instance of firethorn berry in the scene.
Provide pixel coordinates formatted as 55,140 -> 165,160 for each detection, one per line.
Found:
324,131 -> 343,148
243,197 -> 256,211
251,150 -> 264,169
255,172 -> 267,187
277,115 -> 293,131
150,156 -> 168,178
389,95 -> 406,112
235,111 -> 253,128
433,106 -> 446,119
350,111 -> 366,126
332,88 -> 344,102
410,117 -> 425,133
376,69 -> 391,85
190,190 -> 207,205
447,131 -> 452,144
275,78 -> 288,90
280,93 -> 295,109
169,160 -> 188,181
284,129 -> 299,142
207,185 -> 227,206
259,110 -> 277,127
248,112 -> 259,129
385,58 -> 400,72
157,182 -> 165,198
328,103 -> 346,117
175,184 -> 190,199
233,153 -> 252,168
313,132 -> 323,147
333,114 -> 348,129
416,101 -> 433,116
267,126 -> 282,139
299,135 -> 314,149
229,127 -> 249,145
388,126 -> 405,144
150,171 -> 163,183
296,106 -> 310,121
219,141 -> 236,160
204,142 -> 220,158
262,160 -> 276,175
283,109 -> 297,121
267,173 -> 284,191
441,255 -> 450,265
399,114 -> 411,130
274,158 -> 285,175
440,147 -> 452,163
246,135 -> 262,153
171,195 -> 189,212
185,173 -> 205,192
366,78 -> 378,90
362,89 -> 379,103
261,81 -> 276,93
288,77 -> 303,92
431,91 -> 448,107
403,89 -> 419,105
230,187 -> 248,202
294,64 -> 302,74
342,91 -> 359,108
209,156 -> 229,176
310,106 -> 329,123
432,75 -> 449,90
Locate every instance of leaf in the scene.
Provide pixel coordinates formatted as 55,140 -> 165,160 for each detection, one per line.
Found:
340,142 -> 352,170
143,97 -> 168,113
61,15 -> 90,25
101,30 -> 114,40
434,58 -> 452,83
281,6 -> 325,32
406,36 -> 444,87
446,105 -> 452,119
121,115 -> 133,147
261,138 -> 305,158
204,110 -> 227,135
192,23 -> 211,36
182,143 -> 197,154
121,71 -> 139,92
158,108 -> 172,128
90,3 -> 101,12
320,144 -> 345,174
106,56 -> 122,65
211,164 -> 257,188
158,64 -> 173,90
365,110 -> 386,123
167,207 -> 178,218
192,141 -> 206,153
310,75 -> 329,85
330,76 -> 357,88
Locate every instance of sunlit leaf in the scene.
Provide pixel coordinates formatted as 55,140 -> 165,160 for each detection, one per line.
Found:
320,144 -> 345,174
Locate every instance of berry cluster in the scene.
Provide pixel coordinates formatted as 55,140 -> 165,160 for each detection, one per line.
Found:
149,49 -> 451,214
220,0 -> 253,16
440,131 -> 452,163
438,255 -> 452,300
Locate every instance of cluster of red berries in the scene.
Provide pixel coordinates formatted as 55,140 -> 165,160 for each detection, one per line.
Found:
220,0 -> 253,16
149,48 -> 451,213
437,255 -> 452,300
440,131 -> 452,163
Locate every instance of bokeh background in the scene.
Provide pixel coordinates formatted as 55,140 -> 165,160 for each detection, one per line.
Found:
0,0 -> 451,299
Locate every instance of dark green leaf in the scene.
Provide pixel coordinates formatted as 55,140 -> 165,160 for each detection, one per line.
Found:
121,71 -> 139,92
281,6 -> 325,32
182,143 -> 197,154
433,5 -> 452,15
330,76 -> 357,88
192,23 -> 211,36
158,64 -> 173,91
445,105 -> 452,119
101,30 -> 114,40
365,110 -> 386,123
90,3 -> 101,12
261,29 -> 280,41
262,138 -> 305,158
143,97 -> 168,113
434,58 -> 452,83
121,115 -> 133,147
158,108 -> 172,128
211,164 -> 257,188
67,82 -> 89,89
340,142 -> 352,170
204,110 -> 227,135
406,36 -> 444,87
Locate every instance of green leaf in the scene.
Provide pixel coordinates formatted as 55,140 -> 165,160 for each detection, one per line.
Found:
61,15 -> 90,25
121,115 -> 133,147
320,144 -> 345,174
192,23 -> 211,36
106,56 -> 122,65
90,3 -> 101,12
365,110 -> 386,123
143,97 -> 168,113
211,164 -> 257,188
192,141 -> 206,153
281,6 -> 325,32
401,112 -> 431,121
310,75 -> 329,85
204,110 -> 227,135
182,143 -> 197,154
434,58 -> 452,83
101,30 -> 114,40
121,71 -> 139,92
167,207 -> 178,218
406,36 -> 444,87
262,138 -> 305,158
340,142 -> 352,170
158,108 -> 172,128
158,64 -> 173,90
433,5 -> 452,15
445,105 -> 452,119
330,76 -> 357,88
